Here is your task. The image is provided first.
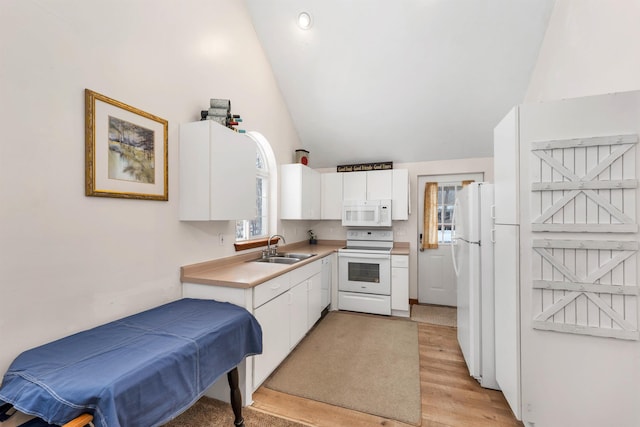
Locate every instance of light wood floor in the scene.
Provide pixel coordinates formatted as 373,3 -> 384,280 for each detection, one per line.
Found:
251,317 -> 523,427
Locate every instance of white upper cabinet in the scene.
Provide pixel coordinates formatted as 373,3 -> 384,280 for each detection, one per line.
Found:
341,169 -> 409,220
321,172 -> 343,220
367,170 -> 393,200
342,171 -> 368,200
281,164 -> 321,219
343,170 -> 393,200
179,121 -> 255,221
391,169 -> 409,220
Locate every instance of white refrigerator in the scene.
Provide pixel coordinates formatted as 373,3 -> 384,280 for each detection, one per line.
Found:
452,182 -> 499,390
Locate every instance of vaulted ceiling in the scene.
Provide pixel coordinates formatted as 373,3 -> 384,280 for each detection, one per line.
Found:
245,0 -> 555,168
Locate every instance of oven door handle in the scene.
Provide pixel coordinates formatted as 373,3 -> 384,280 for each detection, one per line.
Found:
338,252 -> 391,260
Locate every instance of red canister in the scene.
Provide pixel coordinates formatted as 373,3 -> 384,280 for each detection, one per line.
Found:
295,149 -> 309,165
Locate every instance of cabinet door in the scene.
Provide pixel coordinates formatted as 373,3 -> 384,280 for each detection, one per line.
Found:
289,282 -> 309,349
179,121 -> 255,221
494,224 -> 521,419
307,273 -> 322,328
280,164 -> 303,219
391,169 -> 409,220
281,164 -> 320,219
321,172 -> 343,219
210,125 -> 256,220
320,256 -> 332,309
179,123 -> 210,220
367,170 -> 393,200
253,293 -> 290,388
342,171 -> 367,200
391,255 -> 409,311
494,107 -> 519,225
302,166 -> 321,219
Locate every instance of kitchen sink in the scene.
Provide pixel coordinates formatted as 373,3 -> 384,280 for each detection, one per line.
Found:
273,253 -> 316,260
254,257 -> 303,265
252,253 -> 317,264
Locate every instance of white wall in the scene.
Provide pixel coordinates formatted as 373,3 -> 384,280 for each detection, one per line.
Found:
521,2 -> 640,426
312,157 -> 494,300
525,0 -> 640,102
0,0 -> 301,376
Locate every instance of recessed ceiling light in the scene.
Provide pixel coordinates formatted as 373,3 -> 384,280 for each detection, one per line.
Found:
298,12 -> 312,30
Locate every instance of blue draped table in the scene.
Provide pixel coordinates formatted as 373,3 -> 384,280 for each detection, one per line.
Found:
0,298 -> 262,427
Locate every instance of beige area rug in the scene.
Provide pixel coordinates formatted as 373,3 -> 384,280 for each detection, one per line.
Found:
411,304 -> 457,327
264,311 -> 421,425
164,396 -> 307,427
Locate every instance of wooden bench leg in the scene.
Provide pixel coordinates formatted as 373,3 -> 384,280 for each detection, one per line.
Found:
227,367 -> 244,427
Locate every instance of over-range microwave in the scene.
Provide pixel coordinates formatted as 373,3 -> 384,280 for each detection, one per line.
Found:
342,200 -> 392,227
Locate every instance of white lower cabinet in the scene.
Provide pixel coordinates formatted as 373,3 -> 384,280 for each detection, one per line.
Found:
307,273 -> 322,328
391,254 -> 409,317
252,265 -> 322,388
182,256 -> 328,402
320,256 -> 332,310
253,279 -> 311,388
253,292 -> 290,387
289,281 -> 309,348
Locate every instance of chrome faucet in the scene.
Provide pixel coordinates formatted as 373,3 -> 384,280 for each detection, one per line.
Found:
266,234 -> 286,256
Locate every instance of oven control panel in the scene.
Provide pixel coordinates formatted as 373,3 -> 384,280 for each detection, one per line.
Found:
346,229 -> 394,242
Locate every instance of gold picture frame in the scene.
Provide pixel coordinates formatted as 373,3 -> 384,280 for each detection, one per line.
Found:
85,89 -> 168,200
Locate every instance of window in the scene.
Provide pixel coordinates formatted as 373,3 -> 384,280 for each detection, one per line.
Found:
437,183 -> 462,244
235,132 -> 276,244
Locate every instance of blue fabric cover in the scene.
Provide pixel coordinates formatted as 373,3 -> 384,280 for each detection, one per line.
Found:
0,298 -> 262,427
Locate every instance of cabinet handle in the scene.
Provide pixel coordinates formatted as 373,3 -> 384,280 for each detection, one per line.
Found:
270,283 -> 281,290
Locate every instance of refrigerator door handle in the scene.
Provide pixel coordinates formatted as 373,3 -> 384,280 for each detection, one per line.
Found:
451,199 -> 461,277
491,204 -> 496,220
491,228 -> 496,243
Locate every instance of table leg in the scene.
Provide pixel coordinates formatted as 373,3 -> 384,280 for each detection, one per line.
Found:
227,367 -> 244,427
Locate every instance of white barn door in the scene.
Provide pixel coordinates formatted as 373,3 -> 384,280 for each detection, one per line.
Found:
529,133 -> 639,340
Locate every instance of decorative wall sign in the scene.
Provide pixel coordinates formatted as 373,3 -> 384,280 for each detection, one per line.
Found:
85,89 -> 168,200
337,161 -> 393,172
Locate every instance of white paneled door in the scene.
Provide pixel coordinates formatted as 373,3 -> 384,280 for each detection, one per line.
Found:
418,173 -> 483,306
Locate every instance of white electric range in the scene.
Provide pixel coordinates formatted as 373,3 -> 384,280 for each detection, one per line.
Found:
337,229 -> 393,315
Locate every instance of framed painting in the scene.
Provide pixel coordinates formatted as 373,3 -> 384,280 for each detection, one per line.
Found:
85,89 -> 168,200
